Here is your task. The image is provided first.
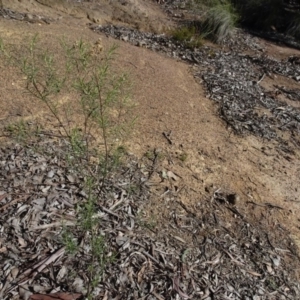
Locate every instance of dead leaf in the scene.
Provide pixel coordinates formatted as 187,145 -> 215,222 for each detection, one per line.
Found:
19,285 -> 32,300
137,264 -> 147,284
167,170 -> 178,181
29,292 -> 82,300
102,290 -> 109,300
0,246 -> 7,253
245,269 -> 262,277
172,276 -> 191,299
67,175 -> 75,183
72,277 -> 84,294
0,193 -> 7,202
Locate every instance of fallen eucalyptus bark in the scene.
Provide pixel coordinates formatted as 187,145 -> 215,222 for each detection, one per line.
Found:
92,25 -> 300,148
0,139 -> 300,299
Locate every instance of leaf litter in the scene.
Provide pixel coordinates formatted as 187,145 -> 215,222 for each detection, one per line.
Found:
92,24 -> 300,151
0,2 -> 300,298
0,136 -> 300,299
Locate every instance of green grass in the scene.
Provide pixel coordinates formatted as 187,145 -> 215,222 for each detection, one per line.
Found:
178,152 -> 188,162
172,26 -> 204,48
144,149 -> 165,161
5,120 -> 40,143
202,2 -> 239,42
187,0 -> 300,42
182,0 -> 238,43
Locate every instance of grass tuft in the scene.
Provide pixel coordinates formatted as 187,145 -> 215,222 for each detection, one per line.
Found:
201,2 -> 239,43
172,25 -> 204,48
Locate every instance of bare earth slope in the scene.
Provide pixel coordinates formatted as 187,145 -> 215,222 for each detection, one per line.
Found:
1,0 -> 300,299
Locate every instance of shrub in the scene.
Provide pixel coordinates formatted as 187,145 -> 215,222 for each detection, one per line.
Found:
0,35 -> 135,174
0,35 -> 135,298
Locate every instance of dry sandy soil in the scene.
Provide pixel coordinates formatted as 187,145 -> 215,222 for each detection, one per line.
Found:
1,0 -> 300,287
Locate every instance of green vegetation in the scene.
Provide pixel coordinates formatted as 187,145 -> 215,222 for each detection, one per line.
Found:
5,119 -> 40,143
136,211 -> 157,231
0,35 -> 134,171
172,25 -> 204,48
0,35 -> 134,298
173,0 -> 238,44
174,0 -> 300,45
201,1 -> 239,43
178,152 -> 188,162
144,148 -> 165,161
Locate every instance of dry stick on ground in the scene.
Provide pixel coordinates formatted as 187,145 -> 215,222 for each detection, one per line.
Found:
4,247 -> 66,296
247,201 -> 284,210
0,193 -> 7,202
162,131 -> 172,145
0,195 -> 29,212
